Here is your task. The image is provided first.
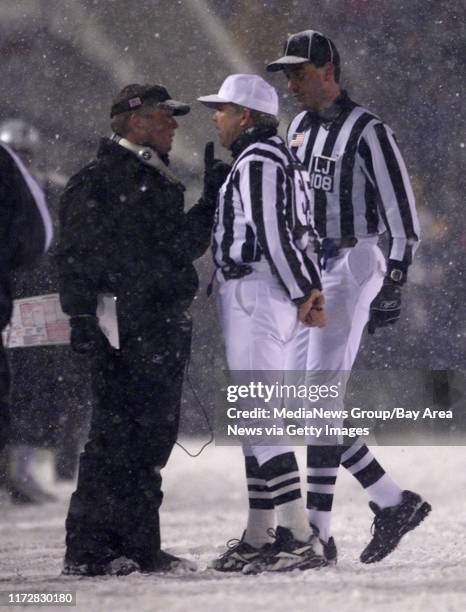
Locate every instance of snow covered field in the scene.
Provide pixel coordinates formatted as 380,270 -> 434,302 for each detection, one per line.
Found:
1,443 -> 465,612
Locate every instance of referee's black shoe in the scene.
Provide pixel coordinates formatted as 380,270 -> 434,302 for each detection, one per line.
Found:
360,490 -> 431,564
211,531 -> 265,572
311,524 -> 338,566
243,526 -> 327,573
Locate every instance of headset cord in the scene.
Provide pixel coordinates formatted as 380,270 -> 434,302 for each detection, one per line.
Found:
175,354 -> 214,457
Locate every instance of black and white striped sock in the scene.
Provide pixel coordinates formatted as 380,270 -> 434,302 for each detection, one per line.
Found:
260,451 -> 311,542
341,439 -> 402,508
244,455 -> 275,547
306,445 -> 342,543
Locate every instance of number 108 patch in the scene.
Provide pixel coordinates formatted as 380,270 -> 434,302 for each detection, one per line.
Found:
310,155 -> 336,192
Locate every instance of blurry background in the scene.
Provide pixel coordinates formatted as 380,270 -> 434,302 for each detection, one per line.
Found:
0,0 -> 464,436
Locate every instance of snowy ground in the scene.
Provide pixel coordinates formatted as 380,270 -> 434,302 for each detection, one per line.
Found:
1,443 -> 465,612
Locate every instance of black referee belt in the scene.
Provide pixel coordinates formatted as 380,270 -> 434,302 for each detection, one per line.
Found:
221,264 -> 254,280
317,237 -> 358,270
320,237 -> 358,250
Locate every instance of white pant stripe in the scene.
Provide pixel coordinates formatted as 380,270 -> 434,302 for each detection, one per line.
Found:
270,482 -> 301,498
248,491 -> 273,499
341,438 -> 365,463
307,484 -> 336,494
267,470 -> 300,488
247,478 -> 267,486
306,467 -> 339,477
345,450 -> 373,475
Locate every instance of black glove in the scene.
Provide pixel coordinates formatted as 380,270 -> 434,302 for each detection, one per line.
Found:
202,141 -> 231,205
368,278 -> 402,335
69,315 -> 109,354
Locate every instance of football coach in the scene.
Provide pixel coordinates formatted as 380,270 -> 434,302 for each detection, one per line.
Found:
58,84 -> 226,576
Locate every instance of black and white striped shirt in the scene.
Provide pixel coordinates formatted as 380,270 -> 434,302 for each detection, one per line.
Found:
287,92 -> 420,266
212,131 -> 321,302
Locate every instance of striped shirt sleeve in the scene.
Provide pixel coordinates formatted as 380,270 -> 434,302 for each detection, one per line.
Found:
237,155 -> 321,302
359,122 -> 420,266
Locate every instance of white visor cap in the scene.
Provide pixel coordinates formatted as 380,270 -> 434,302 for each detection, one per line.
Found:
198,74 -> 279,116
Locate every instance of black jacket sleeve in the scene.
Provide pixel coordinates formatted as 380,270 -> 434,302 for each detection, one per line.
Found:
184,196 -> 216,262
57,168 -> 109,316
0,145 -> 52,271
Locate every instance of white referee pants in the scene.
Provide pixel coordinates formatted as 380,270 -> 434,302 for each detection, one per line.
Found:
287,240 -> 386,441
217,269 -> 303,465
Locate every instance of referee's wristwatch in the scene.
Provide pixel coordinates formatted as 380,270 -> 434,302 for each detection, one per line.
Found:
386,259 -> 407,284
389,268 -> 405,284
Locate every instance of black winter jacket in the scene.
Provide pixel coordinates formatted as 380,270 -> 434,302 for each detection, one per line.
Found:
0,145 -> 51,273
58,138 -> 214,332
13,182 -> 61,299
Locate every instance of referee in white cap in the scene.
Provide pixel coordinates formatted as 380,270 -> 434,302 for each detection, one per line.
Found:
198,74 -> 327,574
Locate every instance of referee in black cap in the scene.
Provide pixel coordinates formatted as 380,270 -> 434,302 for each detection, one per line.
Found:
264,30 -> 430,565
58,83 -> 227,576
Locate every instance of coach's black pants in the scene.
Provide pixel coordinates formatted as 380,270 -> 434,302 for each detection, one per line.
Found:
65,314 -> 192,570
0,338 -> 10,455
0,279 -> 12,454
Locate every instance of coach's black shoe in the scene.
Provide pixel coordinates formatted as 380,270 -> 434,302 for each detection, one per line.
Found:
243,526 -> 327,574
310,524 -> 337,566
360,490 -> 432,564
106,556 -> 141,576
141,550 -> 197,573
62,556 -> 140,577
62,561 -> 97,577
211,531 -> 265,572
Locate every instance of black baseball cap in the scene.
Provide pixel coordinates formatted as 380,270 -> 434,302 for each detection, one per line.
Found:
267,30 -> 340,72
110,84 -> 190,117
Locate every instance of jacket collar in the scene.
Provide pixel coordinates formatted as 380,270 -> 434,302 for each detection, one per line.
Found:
230,126 -> 278,159
97,136 -> 185,190
303,90 -> 354,129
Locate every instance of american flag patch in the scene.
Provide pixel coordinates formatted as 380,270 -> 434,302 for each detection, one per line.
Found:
290,132 -> 305,147
129,96 -> 142,108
